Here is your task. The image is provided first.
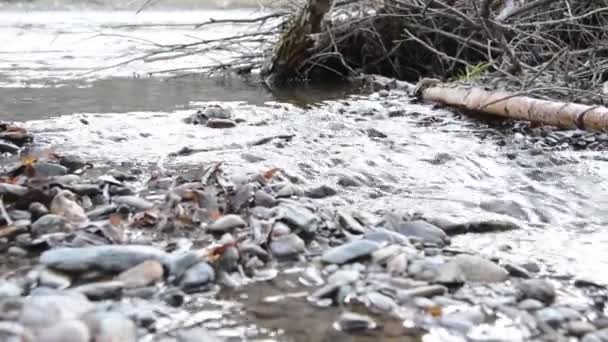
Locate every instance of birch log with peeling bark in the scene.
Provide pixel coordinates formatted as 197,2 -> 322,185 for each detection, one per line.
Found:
415,79 -> 608,132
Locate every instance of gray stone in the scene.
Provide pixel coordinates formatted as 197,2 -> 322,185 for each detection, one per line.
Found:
203,106 -> 232,119
383,214 -> 449,246
166,251 -> 202,280
50,190 -> 87,223
278,204 -> 319,234
397,285 -> 447,301
517,299 -> 545,311
536,307 -> 565,327
83,312 -> 136,342
72,281 -> 124,300
40,245 -> 169,273
0,281 -> 22,299
254,190 -> 277,208
116,260 -> 164,288
566,321 -> 596,337
37,320 -> 90,342
517,279 -> 556,305
304,185 -> 337,199
207,214 -> 246,233
38,268 -> 72,289
19,294 -> 93,329
112,195 -> 154,211
33,162 -> 68,177
583,328 -> 608,342
434,255 -> 508,284
180,262 -> 215,292
327,269 -> 360,286
269,234 -> 306,258
321,239 -> 380,264
31,214 -> 74,235
333,312 -> 377,332
0,322 -> 36,342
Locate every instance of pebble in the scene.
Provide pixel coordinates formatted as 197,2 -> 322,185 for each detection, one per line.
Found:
31,214 -> 73,235
269,234 -> 306,258
19,294 -> 93,329
321,239 -> 380,264
112,195 -> 154,211
33,162 -> 68,177
0,140 -> 19,154
504,263 -> 532,278
517,279 -> 556,304
37,320 -> 90,342
536,307 -> 565,327
84,312 -> 137,342
179,262 -> 215,292
434,255 -> 509,284
0,183 -> 28,201
38,268 -> 72,289
7,246 -> 27,257
304,184 -> 337,199
254,190 -> 277,207
116,260 -> 164,288
397,285 -> 447,300
0,281 -> 22,299
583,328 -> 608,342
333,312 -> 377,332
566,321 -> 597,337
278,204 -> 319,234
28,202 -> 49,221
327,269 -> 360,286
40,245 -> 169,273
50,190 -> 87,223
207,214 -> 247,233
384,214 -> 449,246
517,298 -> 545,311
72,281 -> 124,300
205,118 -> 237,128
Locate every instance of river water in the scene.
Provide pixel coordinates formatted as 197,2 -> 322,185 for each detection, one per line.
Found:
1,1 -> 608,340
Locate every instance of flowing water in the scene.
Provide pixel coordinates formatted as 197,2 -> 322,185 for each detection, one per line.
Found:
2,1 -> 608,340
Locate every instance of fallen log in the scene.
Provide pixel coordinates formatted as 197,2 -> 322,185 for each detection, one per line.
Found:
415,79 -> 608,132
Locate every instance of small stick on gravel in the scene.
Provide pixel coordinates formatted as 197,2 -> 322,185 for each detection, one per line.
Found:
0,196 -> 12,226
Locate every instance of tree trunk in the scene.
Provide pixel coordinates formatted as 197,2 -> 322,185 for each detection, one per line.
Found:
261,0 -> 332,86
415,79 -> 608,132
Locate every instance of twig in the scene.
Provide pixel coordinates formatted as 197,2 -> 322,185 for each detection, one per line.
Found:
0,196 -> 12,226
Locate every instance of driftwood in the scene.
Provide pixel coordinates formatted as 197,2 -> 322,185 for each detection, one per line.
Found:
415,79 -> 608,132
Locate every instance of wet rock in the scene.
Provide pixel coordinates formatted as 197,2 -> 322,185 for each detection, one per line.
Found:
38,268 -> 71,289
40,245 -> 169,273
337,211 -> 366,234
84,312 -> 136,342
504,263 -> 532,278
364,228 -> 410,244
33,162 -> 68,177
387,253 -> 409,274
582,328 -> 608,342
179,262 -> 215,292
0,322 -> 36,342
278,204 -> 319,234
521,261 -> 541,273
441,219 -> 521,235
337,175 -> 361,187
518,299 -> 545,311
567,321 -> 597,337
31,214 -> 74,235
57,154 -> 89,172
0,280 -> 22,299
7,246 -> 27,257
65,184 -> 100,197
28,202 -> 49,221
177,327 -> 224,342
206,118 -> 237,128
269,234 -> 306,258
333,312 -> 377,332
0,140 -> 19,154
397,285 -> 447,300
218,245 -> 240,272
254,190 -> 277,208
366,128 -> 387,138
207,214 -> 246,233
327,269 -> 360,286
86,204 -> 117,220
19,294 -> 93,329
304,184 -> 337,199
384,214 -> 449,246
480,199 -> 529,221
435,255 -> 508,284
439,306 -> 484,333
50,190 -> 87,223
0,183 -> 28,201
517,279 -> 556,305
112,196 -> 154,211
365,292 -> 397,313
37,320 -> 90,342
166,251 -> 203,280
0,131 -> 32,146
321,239 -> 380,264
117,260 -> 164,288
536,307 -> 565,327
72,281 -> 124,300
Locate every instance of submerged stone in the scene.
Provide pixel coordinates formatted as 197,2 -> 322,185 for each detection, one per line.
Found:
321,239 -> 380,264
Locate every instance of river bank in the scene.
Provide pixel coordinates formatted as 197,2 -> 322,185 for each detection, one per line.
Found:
2,85 -> 608,341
